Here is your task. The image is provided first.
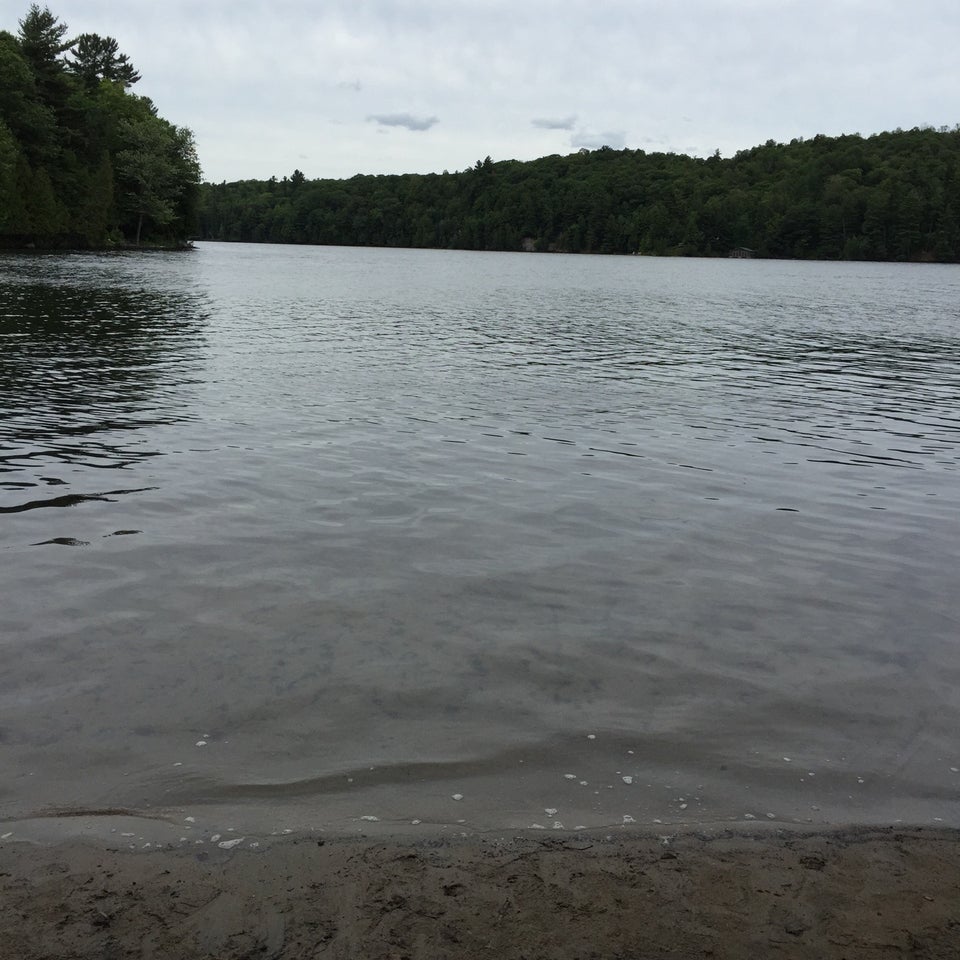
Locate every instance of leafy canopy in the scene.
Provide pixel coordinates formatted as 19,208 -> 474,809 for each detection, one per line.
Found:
0,4 -> 199,247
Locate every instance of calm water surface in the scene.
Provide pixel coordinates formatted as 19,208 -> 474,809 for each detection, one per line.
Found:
1,243 -> 958,842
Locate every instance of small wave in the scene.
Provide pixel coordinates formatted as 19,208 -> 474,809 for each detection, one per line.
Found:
0,486 -> 157,514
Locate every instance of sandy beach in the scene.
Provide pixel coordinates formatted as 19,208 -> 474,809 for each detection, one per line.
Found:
0,825 -> 957,959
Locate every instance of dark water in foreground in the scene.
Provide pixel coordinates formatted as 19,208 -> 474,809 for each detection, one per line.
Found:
1,243 -> 958,843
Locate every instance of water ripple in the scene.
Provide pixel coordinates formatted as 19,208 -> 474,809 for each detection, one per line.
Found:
1,246 -> 959,832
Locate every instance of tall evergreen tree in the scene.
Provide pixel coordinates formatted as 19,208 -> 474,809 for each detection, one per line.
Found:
17,4 -> 72,110
67,33 -> 139,87
17,3 -> 71,69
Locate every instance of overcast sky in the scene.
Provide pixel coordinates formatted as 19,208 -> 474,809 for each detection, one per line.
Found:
33,0 -> 960,183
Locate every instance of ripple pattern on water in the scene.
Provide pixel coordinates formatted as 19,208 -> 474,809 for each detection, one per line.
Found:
1,245 -> 959,834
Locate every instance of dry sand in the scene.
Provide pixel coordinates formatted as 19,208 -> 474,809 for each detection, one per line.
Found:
0,825 -> 957,959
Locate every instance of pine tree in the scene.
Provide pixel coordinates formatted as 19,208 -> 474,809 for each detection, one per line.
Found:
67,34 -> 140,88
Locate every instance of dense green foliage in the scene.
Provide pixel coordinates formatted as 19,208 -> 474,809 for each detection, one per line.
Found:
0,5 -> 200,248
200,128 -> 960,261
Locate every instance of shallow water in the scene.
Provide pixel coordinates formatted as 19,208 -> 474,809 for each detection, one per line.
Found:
1,243 -> 958,840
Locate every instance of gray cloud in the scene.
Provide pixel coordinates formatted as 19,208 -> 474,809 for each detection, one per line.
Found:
531,115 -> 577,131
367,113 -> 439,132
571,130 -> 627,151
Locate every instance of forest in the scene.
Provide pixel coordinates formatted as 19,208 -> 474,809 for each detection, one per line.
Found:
200,126 -> 960,262
3,5 -> 958,260
0,5 -> 200,248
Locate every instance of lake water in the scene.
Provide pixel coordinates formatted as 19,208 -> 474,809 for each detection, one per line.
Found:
1,243 -> 958,844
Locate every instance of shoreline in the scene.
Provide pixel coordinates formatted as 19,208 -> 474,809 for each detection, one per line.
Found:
1,825 -> 957,959
0,240 -> 195,253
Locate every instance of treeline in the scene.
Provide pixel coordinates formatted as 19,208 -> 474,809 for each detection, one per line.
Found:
0,4 -> 200,248
200,126 -> 960,261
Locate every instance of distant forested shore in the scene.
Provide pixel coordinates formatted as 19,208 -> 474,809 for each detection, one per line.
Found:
200,127 -> 960,262
0,5 -> 200,249
3,5 -> 957,261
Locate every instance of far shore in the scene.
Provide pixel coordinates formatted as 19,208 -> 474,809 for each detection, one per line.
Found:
1,824 -> 956,959
0,239 -> 195,253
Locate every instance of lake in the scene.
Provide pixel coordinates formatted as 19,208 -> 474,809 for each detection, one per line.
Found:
1,243 -> 958,844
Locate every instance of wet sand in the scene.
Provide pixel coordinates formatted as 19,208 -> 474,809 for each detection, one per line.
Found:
0,825 -> 957,959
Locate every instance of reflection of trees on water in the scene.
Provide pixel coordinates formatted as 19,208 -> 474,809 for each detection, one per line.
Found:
0,266 -> 208,489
